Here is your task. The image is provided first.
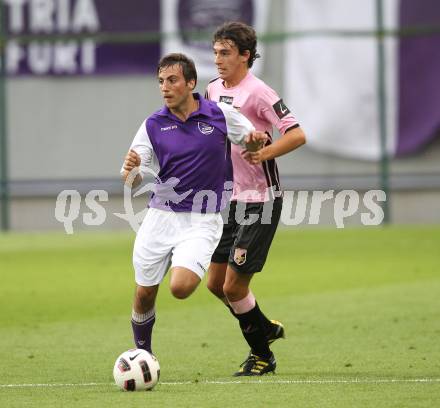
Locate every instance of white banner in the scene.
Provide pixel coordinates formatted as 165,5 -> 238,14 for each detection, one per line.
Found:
284,0 -> 398,160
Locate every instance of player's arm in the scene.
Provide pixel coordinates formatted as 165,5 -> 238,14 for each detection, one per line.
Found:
243,91 -> 306,164
243,125 -> 306,164
120,120 -> 156,188
217,102 -> 267,151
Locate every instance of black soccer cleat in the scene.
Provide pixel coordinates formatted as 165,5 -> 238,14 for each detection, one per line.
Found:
266,320 -> 286,344
233,353 -> 276,376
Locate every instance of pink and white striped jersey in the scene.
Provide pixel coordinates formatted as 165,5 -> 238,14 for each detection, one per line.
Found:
206,71 -> 299,202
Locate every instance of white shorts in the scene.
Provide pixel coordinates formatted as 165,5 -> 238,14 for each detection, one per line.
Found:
133,208 -> 223,287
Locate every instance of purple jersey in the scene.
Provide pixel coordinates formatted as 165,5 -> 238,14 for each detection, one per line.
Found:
122,93 -> 254,213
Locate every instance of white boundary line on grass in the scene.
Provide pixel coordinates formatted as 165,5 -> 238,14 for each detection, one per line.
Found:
202,378 -> 440,385
1,378 -> 440,388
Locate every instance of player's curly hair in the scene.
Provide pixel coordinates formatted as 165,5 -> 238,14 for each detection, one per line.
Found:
157,53 -> 197,87
212,21 -> 261,68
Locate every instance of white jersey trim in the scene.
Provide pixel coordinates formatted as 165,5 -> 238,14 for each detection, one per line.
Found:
216,102 -> 255,147
120,120 -> 160,178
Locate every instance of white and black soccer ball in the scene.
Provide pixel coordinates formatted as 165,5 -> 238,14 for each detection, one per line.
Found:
113,349 -> 160,391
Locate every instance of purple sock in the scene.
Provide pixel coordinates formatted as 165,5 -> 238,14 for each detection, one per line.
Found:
131,309 -> 155,353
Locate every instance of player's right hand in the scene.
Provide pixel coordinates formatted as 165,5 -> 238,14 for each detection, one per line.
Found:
245,131 -> 268,152
123,149 -> 141,171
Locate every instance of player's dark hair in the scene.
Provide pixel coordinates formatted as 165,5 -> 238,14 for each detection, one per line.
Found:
157,53 -> 197,87
212,21 -> 260,68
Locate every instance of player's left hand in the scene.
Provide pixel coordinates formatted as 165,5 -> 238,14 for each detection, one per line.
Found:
241,148 -> 268,165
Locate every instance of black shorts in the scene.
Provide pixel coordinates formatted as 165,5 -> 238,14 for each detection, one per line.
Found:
211,197 -> 283,274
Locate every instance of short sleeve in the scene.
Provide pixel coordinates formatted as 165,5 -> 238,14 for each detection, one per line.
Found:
216,102 -> 255,147
257,86 -> 299,135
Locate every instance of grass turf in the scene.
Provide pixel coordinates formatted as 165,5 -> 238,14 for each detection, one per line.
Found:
0,226 -> 439,407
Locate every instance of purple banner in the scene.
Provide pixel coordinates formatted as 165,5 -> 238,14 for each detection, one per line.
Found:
397,0 -> 440,155
3,0 -> 160,76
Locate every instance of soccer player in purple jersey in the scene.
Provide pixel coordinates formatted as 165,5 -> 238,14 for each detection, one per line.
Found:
205,22 -> 307,376
121,53 -> 267,356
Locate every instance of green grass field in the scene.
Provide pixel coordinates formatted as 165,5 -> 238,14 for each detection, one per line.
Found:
1,226 -> 439,407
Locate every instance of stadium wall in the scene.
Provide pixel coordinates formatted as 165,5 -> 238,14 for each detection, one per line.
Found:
3,1 -> 440,230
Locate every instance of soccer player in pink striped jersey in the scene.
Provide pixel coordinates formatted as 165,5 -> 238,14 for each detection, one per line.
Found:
206,22 -> 306,376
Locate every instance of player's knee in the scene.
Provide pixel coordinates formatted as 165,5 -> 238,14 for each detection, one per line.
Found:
222,281 -> 238,300
223,280 -> 250,302
136,286 -> 154,301
169,267 -> 200,299
170,283 -> 193,299
135,286 -> 156,311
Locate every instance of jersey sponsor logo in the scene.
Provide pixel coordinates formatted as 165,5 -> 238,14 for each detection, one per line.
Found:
273,99 -> 291,119
161,125 -> 178,131
233,248 -> 247,266
219,95 -> 234,105
198,122 -> 214,135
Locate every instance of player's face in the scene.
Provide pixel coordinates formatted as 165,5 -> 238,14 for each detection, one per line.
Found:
213,40 -> 249,83
158,64 -> 195,110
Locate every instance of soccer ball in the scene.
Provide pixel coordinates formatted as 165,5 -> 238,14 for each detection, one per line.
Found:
113,349 -> 160,391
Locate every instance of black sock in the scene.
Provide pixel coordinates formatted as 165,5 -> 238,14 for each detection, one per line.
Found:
235,304 -> 271,359
255,302 -> 274,337
227,303 -> 273,337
